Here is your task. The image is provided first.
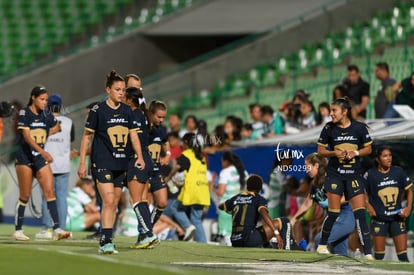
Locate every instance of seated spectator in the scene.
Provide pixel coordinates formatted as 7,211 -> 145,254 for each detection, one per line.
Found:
66,178 -> 100,232
168,113 -> 186,138
316,102 -> 331,125
281,102 -> 301,134
300,99 -> 316,129
332,84 -> 349,100
184,115 -> 198,135
168,131 -> 183,160
261,105 -> 284,137
241,123 -> 254,141
248,103 -> 264,138
223,115 -> 243,144
394,72 -> 414,112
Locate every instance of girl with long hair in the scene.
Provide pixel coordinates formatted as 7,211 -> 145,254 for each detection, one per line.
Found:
213,151 -> 247,245
316,97 -> 373,259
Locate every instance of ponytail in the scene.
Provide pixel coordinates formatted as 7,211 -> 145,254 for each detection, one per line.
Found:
222,151 -> 246,190
182,133 -> 205,164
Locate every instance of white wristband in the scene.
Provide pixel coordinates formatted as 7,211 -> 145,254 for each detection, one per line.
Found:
274,230 -> 280,236
354,150 -> 359,156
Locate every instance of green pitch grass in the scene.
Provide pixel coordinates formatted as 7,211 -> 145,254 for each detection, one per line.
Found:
0,224 -> 413,275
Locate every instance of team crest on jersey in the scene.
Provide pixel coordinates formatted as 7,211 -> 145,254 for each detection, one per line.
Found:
374,227 -> 380,233
105,174 -> 111,180
19,109 -> 26,116
331,183 -> 337,190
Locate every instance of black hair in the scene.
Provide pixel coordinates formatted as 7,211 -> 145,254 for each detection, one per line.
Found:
316,101 -> 330,125
222,151 -> 246,190
170,112 -> 182,120
248,103 -> 261,112
246,174 -> 263,193
182,133 -> 204,164
106,70 -> 124,88
376,62 -> 389,73
185,115 -> 198,130
260,105 -> 274,115
28,86 -> 47,106
167,131 -> 180,139
347,64 -> 359,73
126,86 -> 147,115
332,84 -> 349,100
375,145 -> 392,158
327,96 -> 353,127
242,123 -> 253,131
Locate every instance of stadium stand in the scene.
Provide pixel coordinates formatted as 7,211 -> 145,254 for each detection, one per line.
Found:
0,0 -> 200,76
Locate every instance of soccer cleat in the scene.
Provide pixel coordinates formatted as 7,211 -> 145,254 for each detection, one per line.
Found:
183,225 -> 196,241
98,243 -> 119,254
316,245 -> 331,254
53,228 -> 71,240
35,229 -> 53,240
131,235 -> 158,249
13,230 -> 30,241
364,254 -> 374,260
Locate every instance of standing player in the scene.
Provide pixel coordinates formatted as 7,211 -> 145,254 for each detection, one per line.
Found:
316,97 -> 373,259
365,145 -> 413,261
14,86 -> 71,241
147,100 -> 170,228
78,70 -> 145,254
125,86 -> 157,249
219,174 -> 300,249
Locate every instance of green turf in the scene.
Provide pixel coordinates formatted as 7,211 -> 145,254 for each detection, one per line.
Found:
0,224 -> 413,274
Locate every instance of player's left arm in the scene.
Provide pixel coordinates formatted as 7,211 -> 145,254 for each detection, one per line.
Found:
259,207 -> 283,249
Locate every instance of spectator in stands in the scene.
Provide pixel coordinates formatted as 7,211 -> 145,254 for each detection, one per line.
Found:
66,178 -> 100,232
281,102 -> 301,134
393,72 -> 414,112
300,98 -> 316,129
316,102 -> 331,125
167,131 -> 183,160
261,105 -> 284,137
332,84 -> 349,100
168,113 -> 186,138
36,94 -> 77,239
197,119 -> 212,148
248,103 -> 264,138
365,145 -> 412,262
223,115 -> 243,144
184,115 -> 198,135
374,62 -> 397,118
341,65 -> 370,119
292,90 -> 310,106
241,123 -> 254,141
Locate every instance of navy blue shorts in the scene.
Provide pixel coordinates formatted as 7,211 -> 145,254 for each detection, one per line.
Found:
91,168 -> 126,188
127,151 -> 153,183
324,174 -> 365,201
231,228 -> 265,248
15,150 -> 48,173
371,218 -> 407,238
149,171 -> 166,193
